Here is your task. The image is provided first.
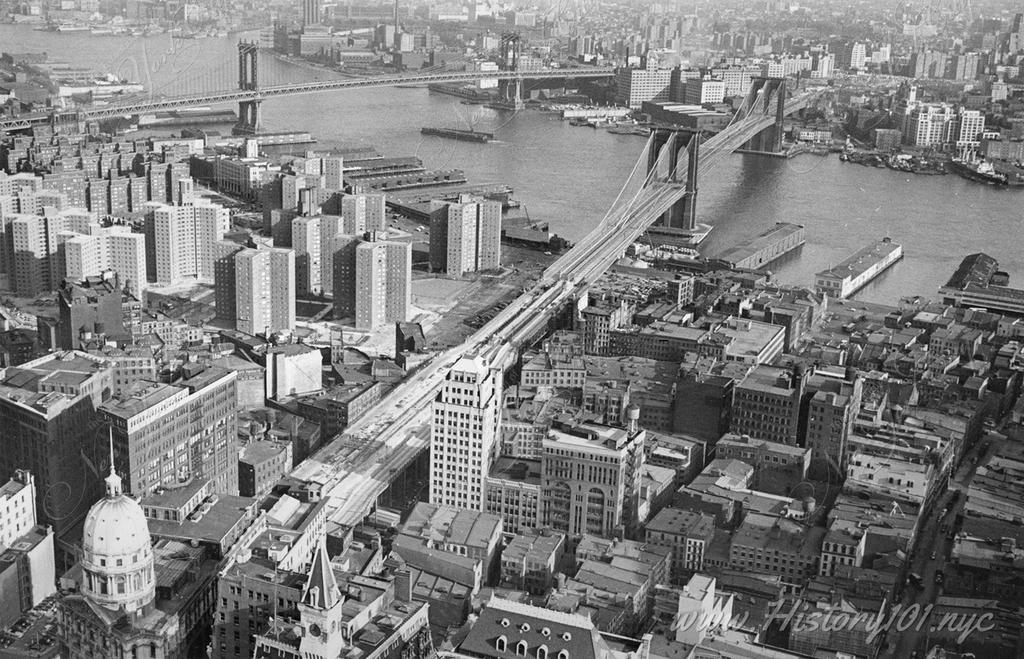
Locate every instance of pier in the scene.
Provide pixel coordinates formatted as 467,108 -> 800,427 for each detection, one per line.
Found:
712,222 -> 806,270
815,238 -> 903,299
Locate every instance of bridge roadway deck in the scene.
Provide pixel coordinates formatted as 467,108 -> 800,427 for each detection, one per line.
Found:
281,89 -> 819,530
0,68 -> 617,131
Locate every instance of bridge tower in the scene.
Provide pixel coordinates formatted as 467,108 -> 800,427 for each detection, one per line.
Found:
498,32 -> 524,109
50,110 -> 86,136
644,127 -> 708,244
742,77 -> 787,154
235,41 -> 261,135
677,130 -> 700,230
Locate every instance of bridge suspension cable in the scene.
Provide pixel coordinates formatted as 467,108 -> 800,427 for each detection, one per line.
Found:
271,82 -> 824,530
543,86 -> 818,283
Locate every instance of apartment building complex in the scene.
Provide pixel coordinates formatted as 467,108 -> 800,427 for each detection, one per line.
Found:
354,239 -> 411,330
429,196 -> 502,277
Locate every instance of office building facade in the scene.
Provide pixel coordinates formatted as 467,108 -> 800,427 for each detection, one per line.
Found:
0,352 -> 114,538
541,424 -> 645,539
430,357 -> 502,511
100,367 -> 239,497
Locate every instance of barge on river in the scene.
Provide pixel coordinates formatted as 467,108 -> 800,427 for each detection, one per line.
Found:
420,127 -> 493,143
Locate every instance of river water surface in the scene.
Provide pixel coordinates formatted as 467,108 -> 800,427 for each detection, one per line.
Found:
3,24 -> 1023,305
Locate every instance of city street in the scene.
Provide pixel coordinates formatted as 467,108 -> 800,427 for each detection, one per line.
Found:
883,430 -> 999,658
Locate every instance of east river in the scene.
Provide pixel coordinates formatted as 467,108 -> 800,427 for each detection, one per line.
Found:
3,24 -> 1024,305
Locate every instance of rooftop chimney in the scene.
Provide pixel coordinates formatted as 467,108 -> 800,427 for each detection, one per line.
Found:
395,568 -> 412,602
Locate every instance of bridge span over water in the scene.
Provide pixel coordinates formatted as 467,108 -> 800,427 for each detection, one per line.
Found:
288,79 -> 825,531
0,41 -> 615,132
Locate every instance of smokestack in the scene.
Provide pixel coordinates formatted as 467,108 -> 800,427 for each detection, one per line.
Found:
394,0 -> 399,33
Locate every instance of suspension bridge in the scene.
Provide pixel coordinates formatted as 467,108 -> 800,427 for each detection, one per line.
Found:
0,33 -> 824,525
289,77 -> 826,529
0,39 -> 616,133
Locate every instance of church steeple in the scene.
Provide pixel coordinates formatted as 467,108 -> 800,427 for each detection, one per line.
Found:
104,428 -> 122,498
298,540 -> 346,659
302,540 -> 340,610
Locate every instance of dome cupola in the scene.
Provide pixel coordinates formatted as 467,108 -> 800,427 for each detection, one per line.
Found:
80,432 -> 155,615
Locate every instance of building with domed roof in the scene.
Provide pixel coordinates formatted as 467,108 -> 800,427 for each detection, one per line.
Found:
55,439 -> 222,659
79,454 -> 156,615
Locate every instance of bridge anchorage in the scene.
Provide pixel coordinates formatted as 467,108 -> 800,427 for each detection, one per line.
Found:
234,41 -> 262,135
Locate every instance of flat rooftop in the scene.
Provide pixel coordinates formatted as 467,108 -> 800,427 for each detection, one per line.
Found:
959,282 -> 1024,302
300,382 -> 377,407
401,502 -> 501,549
736,364 -> 797,396
816,239 -> 902,281
0,474 -> 31,500
646,507 -> 715,538
181,365 -> 232,392
584,356 -> 677,393
503,532 -> 563,563
264,494 -> 323,532
223,551 -> 308,590
732,512 -> 824,556
717,433 -> 807,457
547,425 -> 632,453
240,440 -> 290,465
140,478 -> 207,510
489,457 -> 542,486
713,222 -> 804,265
146,495 -> 254,545
711,318 -> 784,359
100,381 -> 184,419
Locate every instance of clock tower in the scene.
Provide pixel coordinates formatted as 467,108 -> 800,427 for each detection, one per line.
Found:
298,540 -> 346,659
